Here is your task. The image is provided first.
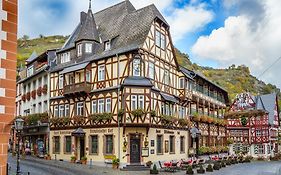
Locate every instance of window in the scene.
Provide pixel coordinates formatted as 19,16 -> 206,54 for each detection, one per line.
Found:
27,65 -> 34,77
43,101 -> 48,113
105,135 -> 113,154
157,135 -> 163,154
133,58 -> 141,76
92,100 -> 97,113
161,103 -> 174,116
54,105 -> 59,117
105,98 -> 111,113
256,130 -> 261,137
169,135 -> 175,153
59,75 -> 64,89
90,135 -> 98,154
155,30 -> 166,49
254,144 -> 264,154
86,71 -> 91,82
61,52 -> 70,63
131,95 -> 137,110
77,44 -> 82,56
164,70 -> 170,85
179,106 -> 185,119
180,136 -> 185,153
98,65 -> 105,81
179,78 -> 185,89
76,102 -> 84,116
148,62 -> 155,79
98,99 -> 104,113
85,43 -> 92,53
105,41 -> 111,51
65,136 -> 71,153
69,74 -> 74,84
54,136 -> 60,153
156,30 -> 161,47
138,95 -> 144,109
59,105 -> 65,117
65,104 -> 70,116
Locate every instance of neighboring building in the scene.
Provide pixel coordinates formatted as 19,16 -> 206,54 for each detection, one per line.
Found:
227,93 -> 279,158
14,49 -> 57,156
0,0 -> 18,174
48,0 -> 229,167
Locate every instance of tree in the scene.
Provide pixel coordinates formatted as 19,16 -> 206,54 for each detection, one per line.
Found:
22,35 -> 29,41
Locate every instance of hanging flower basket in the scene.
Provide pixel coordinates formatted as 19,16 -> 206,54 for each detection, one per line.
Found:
42,84 -> 47,94
37,86 -> 42,96
26,92 -> 31,101
31,90 -> 36,99
22,94 -> 26,102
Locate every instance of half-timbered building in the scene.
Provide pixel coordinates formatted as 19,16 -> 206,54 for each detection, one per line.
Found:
48,1 -> 229,167
227,93 -> 279,158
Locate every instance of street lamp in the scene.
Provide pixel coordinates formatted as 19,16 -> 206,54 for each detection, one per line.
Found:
190,127 -> 201,160
14,118 -> 24,175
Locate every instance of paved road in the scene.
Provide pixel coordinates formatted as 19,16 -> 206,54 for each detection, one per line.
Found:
7,154 -> 281,175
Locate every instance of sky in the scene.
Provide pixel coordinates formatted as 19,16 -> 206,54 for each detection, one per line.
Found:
19,0 -> 281,89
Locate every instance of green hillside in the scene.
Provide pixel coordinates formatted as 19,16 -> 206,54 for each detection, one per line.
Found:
18,35 -> 280,105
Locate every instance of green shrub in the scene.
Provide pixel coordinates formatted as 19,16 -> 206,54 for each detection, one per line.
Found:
206,164 -> 213,172
213,162 -> 221,170
112,158 -> 119,165
186,165 -> 194,175
150,164 -> 159,174
221,161 -> 226,167
197,165 -> 205,174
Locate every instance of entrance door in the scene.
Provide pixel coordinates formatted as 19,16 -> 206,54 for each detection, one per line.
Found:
130,135 -> 141,163
79,137 -> 85,159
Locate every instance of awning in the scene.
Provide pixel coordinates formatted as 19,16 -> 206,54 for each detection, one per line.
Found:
160,92 -> 179,103
71,127 -> 85,137
60,62 -> 89,74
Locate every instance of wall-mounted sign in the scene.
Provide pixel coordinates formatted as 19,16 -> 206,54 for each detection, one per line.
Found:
151,140 -> 154,147
54,131 -> 71,135
156,129 -> 161,133
164,130 -> 174,134
142,148 -> 149,157
90,128 -> 113,133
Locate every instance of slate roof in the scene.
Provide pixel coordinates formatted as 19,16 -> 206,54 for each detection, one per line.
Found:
26,51 -> 38,63
122,76 -> 153,87
53,1 -> 169,72
60,62 -> 89,74
160,92 -> 179,104
255,93 -> 278,125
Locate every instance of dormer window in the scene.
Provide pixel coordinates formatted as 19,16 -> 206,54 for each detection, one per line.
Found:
27,65 -> 34,77
105,41 -> 111,51
133,58 -> 141,76
61,52 -> 70,63
85,43 -> 92,53
77,44 -> 82,56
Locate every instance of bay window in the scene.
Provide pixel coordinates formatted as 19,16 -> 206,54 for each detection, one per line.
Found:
98,99 -> 104,113
76,102 -> 84,116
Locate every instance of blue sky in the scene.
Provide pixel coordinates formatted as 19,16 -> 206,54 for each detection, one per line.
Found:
19,0 -> 281,88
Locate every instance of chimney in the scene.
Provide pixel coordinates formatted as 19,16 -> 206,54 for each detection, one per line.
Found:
80,12 -> 87,24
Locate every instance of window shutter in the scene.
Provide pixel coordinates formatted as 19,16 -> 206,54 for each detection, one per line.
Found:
88,135 -> 92,154
63,136 -> 66,153
112,135 -> 115,155
52,136 -> 55,154
103,135 -> 105,155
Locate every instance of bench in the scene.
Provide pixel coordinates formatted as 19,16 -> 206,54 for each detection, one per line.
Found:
104,155 -> 116,166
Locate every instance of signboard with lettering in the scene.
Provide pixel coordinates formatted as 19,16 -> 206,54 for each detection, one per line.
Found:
142,148 -> 149,157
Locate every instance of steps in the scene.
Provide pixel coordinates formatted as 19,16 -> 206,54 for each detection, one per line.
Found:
121,164 -> 150,171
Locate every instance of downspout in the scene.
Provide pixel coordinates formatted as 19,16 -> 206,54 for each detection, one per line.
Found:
116,53 -> 121,165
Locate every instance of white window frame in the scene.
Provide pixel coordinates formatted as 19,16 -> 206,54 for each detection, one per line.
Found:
179,106 -> 185,118
98,65 -> 105,81
59,74 -> 64,89
138,95 -> 144,109
148,62 -> 155,79
61,52 -> 70,63
160,33 -> 166,49
86,71 -> 91,82
133,58 -> 141,76
85,43 -> 92,53
59,105 -> 65,117
77,44 -> 82,57
54,105 -> 59,117
105,41 -> 111,51
27,65 -> 34,77
65,104 -> 69,116
92,100 -> 97,114
105,98 -> 111,113
131,95 -> 137,110
179,78 -> 185,89
98,99 -> 104,113
76,102 -> 84,116
256,130 -> 261,137
156,30 -> 161,48
164,70 -> 170,85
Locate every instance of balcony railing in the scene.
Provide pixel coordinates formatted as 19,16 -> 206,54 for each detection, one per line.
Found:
64,82 -> 91,95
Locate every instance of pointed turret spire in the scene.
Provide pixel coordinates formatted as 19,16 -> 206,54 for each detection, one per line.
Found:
89,0 -> 92,10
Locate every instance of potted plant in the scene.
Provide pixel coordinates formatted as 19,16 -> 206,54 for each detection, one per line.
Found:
213,162 -> 221,170
150,164 -> 159,174
70,156 -> 76,163
186,165 -> 194,175
192,112 -> 201,122
131,109 -> 146,118
146,161 -> 153,168
197,165 -> 205,174
112,158 -> 119,169
206,164 -> 213,172
81,156 -> 87,164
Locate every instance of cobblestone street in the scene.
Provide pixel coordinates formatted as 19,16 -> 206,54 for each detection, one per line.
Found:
7,154 -> 281,175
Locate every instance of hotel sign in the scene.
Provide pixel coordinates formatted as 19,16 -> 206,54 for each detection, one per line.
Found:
90,128 -> 113,133
54,131 -> 71,135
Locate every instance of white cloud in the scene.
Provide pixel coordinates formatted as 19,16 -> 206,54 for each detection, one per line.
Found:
192,0 -> 281,88
19,0 -> 213,44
